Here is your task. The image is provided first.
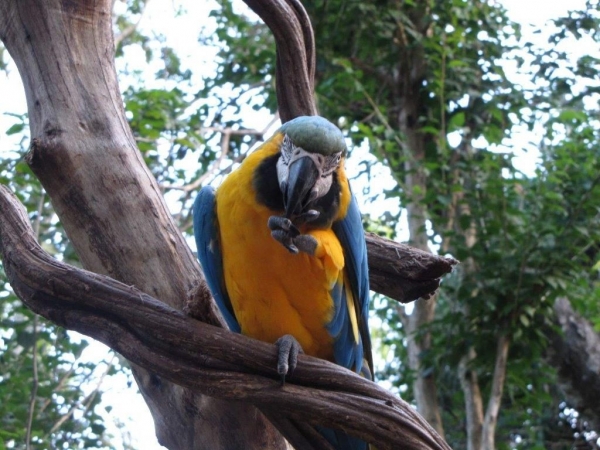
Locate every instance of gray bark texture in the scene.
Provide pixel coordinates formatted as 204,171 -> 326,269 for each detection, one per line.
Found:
548,298 -> 600,431
0,1 -> 283,448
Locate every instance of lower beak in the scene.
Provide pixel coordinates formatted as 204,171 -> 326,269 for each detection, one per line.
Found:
284,156 -> 319,219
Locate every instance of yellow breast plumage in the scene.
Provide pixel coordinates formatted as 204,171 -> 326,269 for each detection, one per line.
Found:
215,133 -> 350,360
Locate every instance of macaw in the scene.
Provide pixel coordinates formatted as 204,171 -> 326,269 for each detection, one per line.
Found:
193,115 -> 372,449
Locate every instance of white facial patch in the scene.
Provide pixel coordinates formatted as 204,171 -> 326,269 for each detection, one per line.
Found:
277,133 -> 343,201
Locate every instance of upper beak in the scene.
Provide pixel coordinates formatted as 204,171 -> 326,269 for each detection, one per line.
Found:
284,156 -> 319,219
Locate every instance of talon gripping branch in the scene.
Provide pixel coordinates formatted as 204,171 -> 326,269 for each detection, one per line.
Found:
193,116 -> 372,450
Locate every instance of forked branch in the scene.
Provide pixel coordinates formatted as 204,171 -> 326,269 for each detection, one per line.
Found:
243,0 -> 317,122
0,185 -> 450,450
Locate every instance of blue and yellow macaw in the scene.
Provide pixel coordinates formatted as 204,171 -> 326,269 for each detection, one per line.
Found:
193,116 -> 372,449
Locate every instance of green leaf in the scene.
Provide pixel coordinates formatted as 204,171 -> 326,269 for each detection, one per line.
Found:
6,123 -> 24,135
449,112 -> 465,128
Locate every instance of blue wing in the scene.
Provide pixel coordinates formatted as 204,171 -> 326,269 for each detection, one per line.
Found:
192,186 -> 240,332
330,193 -> 373,379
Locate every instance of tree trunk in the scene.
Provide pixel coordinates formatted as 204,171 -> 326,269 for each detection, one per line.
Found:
481,335 -> 510,450
458,348 -> 484,450
548,297 -> 600,431
403,158 -> 445,438
0,1 -> 284,448
396,14 -> 445,432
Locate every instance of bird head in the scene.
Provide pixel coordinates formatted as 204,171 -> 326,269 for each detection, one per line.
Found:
276,116 -> 347,221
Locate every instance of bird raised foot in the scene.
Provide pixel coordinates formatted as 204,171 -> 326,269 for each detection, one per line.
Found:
268,215 -> 318,255
275,334 -> 304,385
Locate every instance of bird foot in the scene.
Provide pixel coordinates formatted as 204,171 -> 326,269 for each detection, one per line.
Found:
275,334 -> 304,385
268,215 -> 318,255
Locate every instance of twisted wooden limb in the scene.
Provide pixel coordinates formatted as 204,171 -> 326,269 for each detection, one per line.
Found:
243,0 -> 317,122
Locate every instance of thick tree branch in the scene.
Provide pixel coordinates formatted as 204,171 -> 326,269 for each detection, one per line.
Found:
0,185 -> 450,450
0,1 -> 283,447
0,1 -> 453,447
242,0 -> 317,122
366,233 -> 457,303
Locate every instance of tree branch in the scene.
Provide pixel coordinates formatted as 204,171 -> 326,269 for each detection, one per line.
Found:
0,1 -> 282,446
47,355 -> 115,435
242,0 -> 317,122
0,185 -> 450,450
0,1 -> 453,447
366,232 -> 456,303
113,0 -> 151,49
161,117 -> 279,193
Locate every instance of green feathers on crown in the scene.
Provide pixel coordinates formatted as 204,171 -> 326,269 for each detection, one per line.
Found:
279,116 -> 347,156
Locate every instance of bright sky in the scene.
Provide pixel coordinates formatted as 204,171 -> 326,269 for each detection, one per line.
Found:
0,0 -> 591,448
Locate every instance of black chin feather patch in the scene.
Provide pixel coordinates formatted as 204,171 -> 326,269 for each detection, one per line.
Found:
253,153 -> 340,229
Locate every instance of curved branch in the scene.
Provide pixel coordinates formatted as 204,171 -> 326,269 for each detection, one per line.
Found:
242,0 -> 317,122
0,185 -> 450,450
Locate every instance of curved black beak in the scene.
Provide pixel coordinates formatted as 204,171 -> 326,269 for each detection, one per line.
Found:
284,156 -> 319,219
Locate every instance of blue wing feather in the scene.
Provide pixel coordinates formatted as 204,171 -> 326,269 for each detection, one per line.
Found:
192,186 -> 241,332
330,193 -> 372,378
327,192 -> 372,450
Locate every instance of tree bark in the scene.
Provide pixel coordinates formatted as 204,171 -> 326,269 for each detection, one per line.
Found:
458,348 -> 484,450
366,232 -> 457,303
243,0 -> 317,123
403,174 -> 445,437
481,335 -> 510,450
548,297 -> 600,431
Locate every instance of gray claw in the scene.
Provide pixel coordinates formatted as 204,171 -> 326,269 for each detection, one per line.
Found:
268,215 -> 291,231
298,209 -> 320,223
268,215 -> 300,237
275,335 -> 304,385
270,229 -> 298,254
269,216 -> 316,255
